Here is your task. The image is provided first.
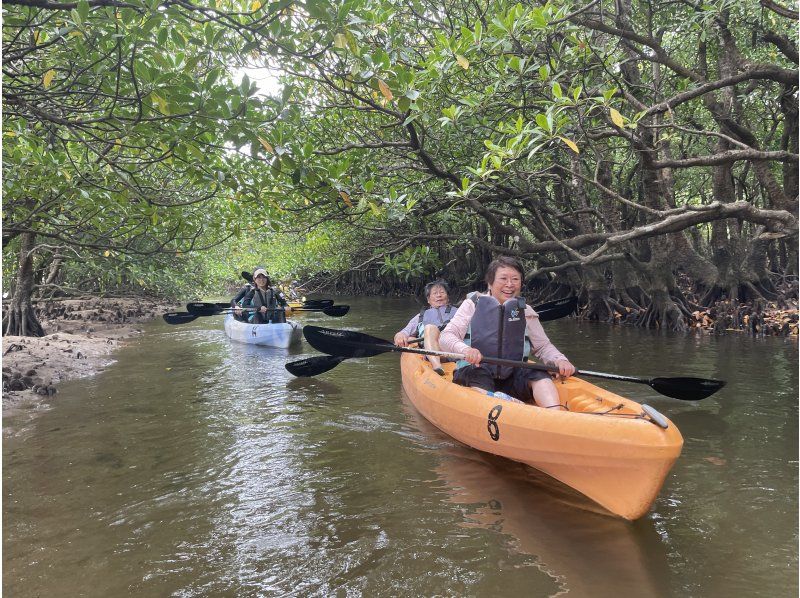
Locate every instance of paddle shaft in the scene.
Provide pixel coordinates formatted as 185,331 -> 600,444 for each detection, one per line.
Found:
380,345 -> 725,397
301,324 -> 725,399
383,344 -> 687,385
375,344 -> 567,375
187,301 -> 344,315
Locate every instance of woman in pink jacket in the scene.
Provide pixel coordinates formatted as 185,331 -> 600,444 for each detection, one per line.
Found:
439,257 -> 575,407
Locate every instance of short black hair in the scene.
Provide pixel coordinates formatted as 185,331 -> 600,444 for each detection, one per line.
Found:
424,279 -> 451,300
485,256 -> 525,285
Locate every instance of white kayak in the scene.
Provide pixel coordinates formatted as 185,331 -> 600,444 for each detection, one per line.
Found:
223,313 -> 302,348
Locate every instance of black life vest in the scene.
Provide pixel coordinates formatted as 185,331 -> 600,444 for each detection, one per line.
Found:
233,283 -> 253,306
464,293 -> 527,380
245,287 -> 280,323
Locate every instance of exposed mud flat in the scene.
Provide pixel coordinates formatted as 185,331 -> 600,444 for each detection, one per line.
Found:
2,298 -> 178,415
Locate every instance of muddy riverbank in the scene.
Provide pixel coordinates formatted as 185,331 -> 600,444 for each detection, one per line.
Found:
2,298 -> 178,414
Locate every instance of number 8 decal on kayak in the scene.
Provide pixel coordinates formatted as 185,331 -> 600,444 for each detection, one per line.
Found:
487,404 -> 503,441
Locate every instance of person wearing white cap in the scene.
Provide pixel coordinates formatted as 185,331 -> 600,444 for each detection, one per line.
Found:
243,268 -> 290,324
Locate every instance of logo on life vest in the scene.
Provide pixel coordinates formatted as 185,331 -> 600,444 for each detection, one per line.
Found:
251,327 -> 258,337
508,308 -> 521,322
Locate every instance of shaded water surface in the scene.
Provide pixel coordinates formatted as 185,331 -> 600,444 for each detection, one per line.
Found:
4,296 -> 798,596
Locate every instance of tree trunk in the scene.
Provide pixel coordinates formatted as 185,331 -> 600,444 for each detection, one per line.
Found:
3,232 -> 45,337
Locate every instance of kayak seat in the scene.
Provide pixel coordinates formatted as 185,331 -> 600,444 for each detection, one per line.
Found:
567,395 -> 608,413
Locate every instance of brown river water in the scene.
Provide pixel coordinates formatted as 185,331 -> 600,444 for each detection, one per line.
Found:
4,296 -> 798,597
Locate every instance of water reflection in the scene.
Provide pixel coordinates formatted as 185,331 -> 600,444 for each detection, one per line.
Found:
400,391 -> 671,598
3,297 -> 797,597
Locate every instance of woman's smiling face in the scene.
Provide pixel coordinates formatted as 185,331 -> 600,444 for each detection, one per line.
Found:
488,266 -> 522,303
427,284 -> 449,308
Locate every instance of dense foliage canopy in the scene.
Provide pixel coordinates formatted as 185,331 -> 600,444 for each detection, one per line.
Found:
3,0 -> 797,334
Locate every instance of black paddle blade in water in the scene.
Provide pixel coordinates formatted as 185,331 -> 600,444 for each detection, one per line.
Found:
649,377 -> 726,401
186,302 -> 229,315
285,355 -> 346,377
303,325 -> 395,358
320,305 -> 349,317
163,312 -> 200,324
290,305 -> 350,317
300,299 -> 335,309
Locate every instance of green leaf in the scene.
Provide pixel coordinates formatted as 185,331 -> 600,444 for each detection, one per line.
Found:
76,0 -> 90,22
535,113 -> 551,133
539,65 -> 549,81
306,0 -> 330,20
205,69 -> 220,89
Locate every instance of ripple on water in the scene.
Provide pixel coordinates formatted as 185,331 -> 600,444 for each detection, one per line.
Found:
3,305 -> 797,598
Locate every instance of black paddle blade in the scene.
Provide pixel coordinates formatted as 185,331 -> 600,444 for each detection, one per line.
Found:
285,355 -> 346,377
162,312 -> 200,324
537,296 -> 578,322
241,271 -> 253,282
321,305 -> 350,317
303,325 -> 395,358
302,299 -> 335,309
650,377 -> 726,401
186,302 -> 228,315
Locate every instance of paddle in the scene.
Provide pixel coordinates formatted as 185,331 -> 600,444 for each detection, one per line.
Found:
163,311 -> 211,324
163,309 -> 290,324
294,299 -> 335,309
185,301 -> 349,317
164,307 -> 316,325
294,325 -> 725,401
285,296 -> 578,378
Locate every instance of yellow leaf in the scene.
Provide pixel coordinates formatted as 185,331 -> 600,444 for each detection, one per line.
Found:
455,54 -> 470,70
33,31 -> 40,45
4,131 -> 16,137
339,190 -> 353,207
559,136 -> 580,154
378,79 -> 393,101
257,136 -> 274,154
150,92 -> 169,115
104,250 -> 110,257
333,32 -> 347,49
43,69 -> 56,88
609,108 -> 625,128
68,30 -> 83,37
250,0 -> 261,11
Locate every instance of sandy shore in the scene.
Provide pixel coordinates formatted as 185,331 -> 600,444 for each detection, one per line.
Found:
2,298 -> 179,415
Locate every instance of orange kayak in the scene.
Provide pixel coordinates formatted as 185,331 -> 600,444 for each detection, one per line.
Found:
400,353 -> 683,520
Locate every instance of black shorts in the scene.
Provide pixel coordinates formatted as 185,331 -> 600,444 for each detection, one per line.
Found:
452,364 -> 551,403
